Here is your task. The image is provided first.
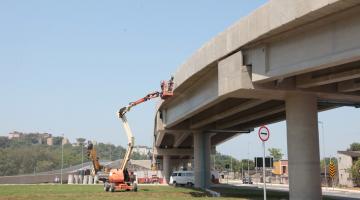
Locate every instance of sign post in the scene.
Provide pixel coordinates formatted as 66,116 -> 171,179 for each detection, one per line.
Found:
255,158 -> 257,184
258,125 -> 270,200
329,158 -> 336,190
225,164 -> 230,184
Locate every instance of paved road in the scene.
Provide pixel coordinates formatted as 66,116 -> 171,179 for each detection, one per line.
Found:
226,181 -> 360,199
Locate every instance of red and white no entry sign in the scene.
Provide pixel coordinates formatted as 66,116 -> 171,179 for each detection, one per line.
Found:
258,125 -> 270,142
258,125 -> 270,199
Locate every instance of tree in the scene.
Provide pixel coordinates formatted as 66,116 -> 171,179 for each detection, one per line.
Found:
52,137 -> 63,146
268,148 -> 284,161
320,157 -> 338,172
0,137 -> 131,176
351,160 -> 360,186
348,143 -> 360,151
240,159 -> 255,171
0,137 -> 10,148
24,133 -> 41,144
213,152 -> 253,171
131,152 -> 149,160
76,138 -> 86,145
36,160 -> 54,172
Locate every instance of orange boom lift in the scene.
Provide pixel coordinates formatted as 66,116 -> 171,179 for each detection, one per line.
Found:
103,76 -> 174,192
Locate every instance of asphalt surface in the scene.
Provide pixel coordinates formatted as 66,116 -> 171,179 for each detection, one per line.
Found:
229,181 -> 360,199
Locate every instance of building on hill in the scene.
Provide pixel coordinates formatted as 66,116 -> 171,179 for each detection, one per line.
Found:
8,131 -> 23,139
8,131 -> 52,145
338,151 -> 360,187
133,145 -> 152,156
6,131 -> 79,146
62,137 -> 70,145
37,133 -> 52,144
38,133 -> 52,139
47,137 -> 53,146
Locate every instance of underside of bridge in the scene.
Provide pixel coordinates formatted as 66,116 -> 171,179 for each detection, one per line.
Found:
153,1 -> 360,199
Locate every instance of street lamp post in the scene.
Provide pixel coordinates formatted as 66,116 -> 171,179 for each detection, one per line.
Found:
61,134 -> 64,184
319,121 -> 327,189
110,144 -> 112,161
247,159 -> 250,180
213,154 -> 216,170
247,142 -> 250,180
241,161 -> 244,180
81,143 -> 84,169
255,158 -> 257,184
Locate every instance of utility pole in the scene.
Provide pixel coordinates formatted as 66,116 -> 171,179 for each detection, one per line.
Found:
247,142 -> 250,180
214,154 -> 216,170
319,121 -> 327,189
330,156 -> 334,190
247,159 -> 250,180
81,142 -> 84,169
241,161 -> 244,180
255,158 -> 257,183
61,134 -> 64,184
110,144 -> 112,161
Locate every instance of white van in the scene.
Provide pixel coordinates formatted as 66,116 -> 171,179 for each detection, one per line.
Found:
169,170 -> 220,186
169,171 -> 194,186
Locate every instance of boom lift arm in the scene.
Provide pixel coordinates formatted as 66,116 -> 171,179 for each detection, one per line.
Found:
117,76 -> 174,172
118,114 -> 135,172
87,76 -> 174,192
87,142 -> 103,174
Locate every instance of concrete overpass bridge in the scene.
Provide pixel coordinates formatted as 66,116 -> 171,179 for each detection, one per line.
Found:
153,0 -> 360,199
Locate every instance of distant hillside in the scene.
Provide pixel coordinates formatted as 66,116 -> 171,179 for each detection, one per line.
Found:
0,133 -> 149,176
0,132 -> 256,176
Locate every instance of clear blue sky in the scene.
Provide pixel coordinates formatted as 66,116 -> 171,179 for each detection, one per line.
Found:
1,0 -> 359,160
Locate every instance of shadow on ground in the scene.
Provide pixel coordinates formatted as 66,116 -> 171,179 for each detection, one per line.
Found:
183,187 -> 211,198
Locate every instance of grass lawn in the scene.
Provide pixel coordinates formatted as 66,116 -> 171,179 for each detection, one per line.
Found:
0,184 -> 241,200
0,184 -> 351,200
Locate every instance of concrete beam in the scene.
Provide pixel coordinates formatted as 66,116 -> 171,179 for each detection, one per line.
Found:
254,81 -> 360,103
155,130 -> 190,147
164,7 -> 360,129
154,148 -> 193,156
296,67 -> 360,88
158,129 -> 190,134
173,0 -> 360,88
338,79 -> 360,92
165,68 -> 219,127
155,132 -> 165,147
217,105 -> 285,129
248,6 -> 360,83
218,51 -> 253,96
173,132 -> 191,148
190,99 -> 266,129
211,132 -> 241,146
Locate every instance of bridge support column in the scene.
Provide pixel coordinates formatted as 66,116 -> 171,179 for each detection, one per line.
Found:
180,159 -> 189,170
286,93 -> 321,200
193,131 -> 211,189
163,155 -> 172,184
